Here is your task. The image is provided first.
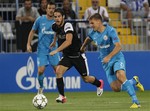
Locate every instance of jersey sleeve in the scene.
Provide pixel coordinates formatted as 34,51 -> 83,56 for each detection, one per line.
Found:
64,22 -> 74,34
32,16 -> 40,31
109,28 -> 120,44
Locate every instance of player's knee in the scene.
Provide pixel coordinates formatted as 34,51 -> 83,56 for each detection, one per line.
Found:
111,86 -> 121,92
55,70 -> 63,77
38,69 -> 44,75
82,76 -> 89,83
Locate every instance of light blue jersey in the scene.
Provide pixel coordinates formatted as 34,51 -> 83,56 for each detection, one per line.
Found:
32,15 -> 56,54
88,25 -> 126,84
32,15 -> 59,67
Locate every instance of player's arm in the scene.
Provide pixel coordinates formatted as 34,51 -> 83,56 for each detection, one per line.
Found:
80,37 -> 92,52
50,22 -> 74,56
27,30 -> 36,52
103,28 -> 122,63
57,33 -> 73,51
103,42 -> 122,63
27,17 -> 40,52
50,33 -> 57,48
50,33 -> 73,55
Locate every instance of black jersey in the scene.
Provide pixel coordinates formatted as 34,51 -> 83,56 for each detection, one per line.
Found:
53,22 -> 82,57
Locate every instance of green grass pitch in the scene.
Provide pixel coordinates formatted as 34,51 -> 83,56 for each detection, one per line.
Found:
0,91 -> 150,111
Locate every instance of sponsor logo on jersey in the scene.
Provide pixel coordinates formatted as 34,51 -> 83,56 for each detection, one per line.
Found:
99,44 -> 110,49
42,27 -> 54,35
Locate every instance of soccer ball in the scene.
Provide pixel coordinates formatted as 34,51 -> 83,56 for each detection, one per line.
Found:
32,94 -> 48,109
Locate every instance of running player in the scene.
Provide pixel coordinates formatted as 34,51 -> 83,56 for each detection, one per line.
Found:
80,13 -> 144,108
50,8 -> 104,103
27,2 -> 59,94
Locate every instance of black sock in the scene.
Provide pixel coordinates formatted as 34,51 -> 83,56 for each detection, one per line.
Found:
91,78 -> 101,87
56,77 -> 65,96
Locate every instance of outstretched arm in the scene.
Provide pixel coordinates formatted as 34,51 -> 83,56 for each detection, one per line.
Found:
103,42 -> 122,63
50,34 -> 57,48
80,37 -> 92,52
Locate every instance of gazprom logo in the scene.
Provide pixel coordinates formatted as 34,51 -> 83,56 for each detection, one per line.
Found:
42,27 -> 54,35
16,56 -> 35,90
16,56 -> 81,91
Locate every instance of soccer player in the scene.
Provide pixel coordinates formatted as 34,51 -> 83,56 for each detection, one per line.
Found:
80,13 -> 144,108
50,8 -> 104,103
27,2 -> 59,94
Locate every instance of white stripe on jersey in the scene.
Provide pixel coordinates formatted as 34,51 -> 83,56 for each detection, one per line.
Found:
64,23 -> 74,33
81,53 -> 89,76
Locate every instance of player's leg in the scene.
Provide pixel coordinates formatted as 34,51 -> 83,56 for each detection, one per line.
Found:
104,64 -> 122,92
55,65 -> 68,103
113,59 -> 141,108
55,57 -> 71,103
73,53 -> 104,96
49,51 -> 60,72
116,70 -> 141,108
37,66 -> 46,94
82,76 -> 104,96
37,54 -> 48,94
129,76 -> 144,91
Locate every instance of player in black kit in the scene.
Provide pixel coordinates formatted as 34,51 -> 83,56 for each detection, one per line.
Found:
50,8 -> 104,103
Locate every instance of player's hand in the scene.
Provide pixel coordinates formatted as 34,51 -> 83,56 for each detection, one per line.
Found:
27,44 -> 32,52
49,41 -> 56,49
50,50 -> 57,56
102,56 -> 111,63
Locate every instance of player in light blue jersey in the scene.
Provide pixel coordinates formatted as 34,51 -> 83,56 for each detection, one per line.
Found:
27,2 -> 59,94
80,13 -> 144,108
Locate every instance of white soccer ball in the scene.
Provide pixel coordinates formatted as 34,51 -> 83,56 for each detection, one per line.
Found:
32,94 -> 48,109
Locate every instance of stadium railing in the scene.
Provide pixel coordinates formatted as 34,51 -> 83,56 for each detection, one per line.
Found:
0,19 -> 150,53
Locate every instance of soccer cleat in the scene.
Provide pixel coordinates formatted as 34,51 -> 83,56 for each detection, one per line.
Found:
37,88 -> 43,94
133,76 -> 144,92
130,103 -> 141,108
97,79 -> 104,96
56,95 -> 67,103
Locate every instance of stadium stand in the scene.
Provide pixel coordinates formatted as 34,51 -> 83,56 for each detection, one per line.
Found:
0,0 -> 149,52
76,0 -> 149,50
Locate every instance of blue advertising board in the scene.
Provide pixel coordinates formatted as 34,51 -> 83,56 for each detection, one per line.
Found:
0,51 -> 150,93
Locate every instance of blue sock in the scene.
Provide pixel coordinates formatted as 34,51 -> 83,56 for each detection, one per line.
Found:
129,78 -> 137,85
121,80 -> 139,104
38,74 -> 44,88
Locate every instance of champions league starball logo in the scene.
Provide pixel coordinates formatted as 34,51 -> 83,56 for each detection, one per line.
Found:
16,56 -> 36,90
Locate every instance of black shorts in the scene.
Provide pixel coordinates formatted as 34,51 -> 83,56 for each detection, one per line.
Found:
59,53 -> 89,76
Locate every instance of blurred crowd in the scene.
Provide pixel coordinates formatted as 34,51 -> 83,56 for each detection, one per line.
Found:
0,0 -> 150,52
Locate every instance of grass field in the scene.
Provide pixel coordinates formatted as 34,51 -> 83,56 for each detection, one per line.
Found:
0,91 -> 150,111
